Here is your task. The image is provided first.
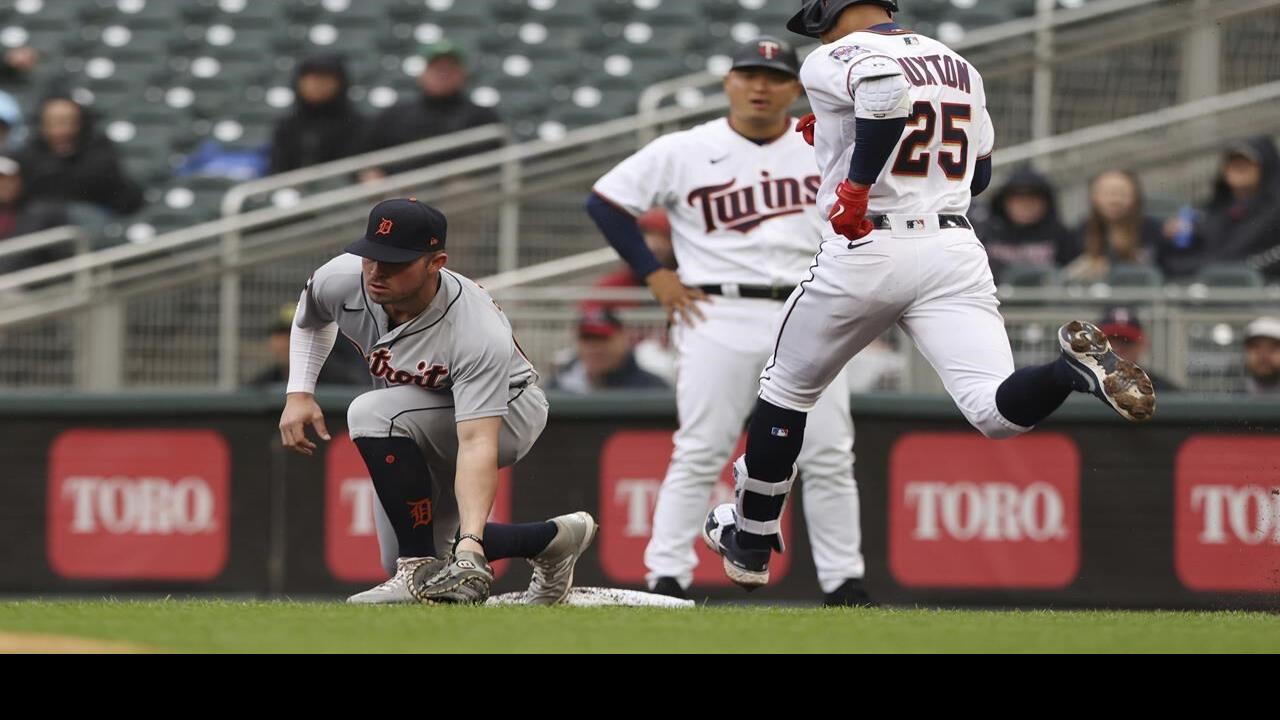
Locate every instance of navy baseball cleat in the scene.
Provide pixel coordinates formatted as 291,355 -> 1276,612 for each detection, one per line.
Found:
702,504 -> 771,591
650,577 -> 689,600
1058,320 -> 1156,422
822,578 -> 875,608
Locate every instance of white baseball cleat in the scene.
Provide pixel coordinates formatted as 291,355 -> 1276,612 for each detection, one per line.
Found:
346,556 -> 437,604
524,511 -> 599,606
1058,320 -> 1156,422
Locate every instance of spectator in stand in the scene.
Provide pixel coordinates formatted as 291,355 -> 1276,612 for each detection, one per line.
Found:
1097,306 -> 1179,393
249,303 -> 368,388
0,91 -> 24,151
1062,170 -> 1164,283
1164,137 -> 1280,279
359,41 -> 502,182
550,307 -> 668,394
0,156 -> 69,273
0,46 -> 38,82
14,95 -> 143,217
1243,316 -> 1280,397
269,54 -> 366,175
980,167 -> 1076,284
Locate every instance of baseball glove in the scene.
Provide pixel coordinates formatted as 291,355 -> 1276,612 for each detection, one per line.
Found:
411,550 -> 493,604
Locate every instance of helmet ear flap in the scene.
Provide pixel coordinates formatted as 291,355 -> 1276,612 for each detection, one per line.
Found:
786,1 -> 901,40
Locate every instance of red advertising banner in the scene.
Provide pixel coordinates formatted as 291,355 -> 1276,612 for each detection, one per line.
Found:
48,430 -> 230,580
889,432 -> 1080,588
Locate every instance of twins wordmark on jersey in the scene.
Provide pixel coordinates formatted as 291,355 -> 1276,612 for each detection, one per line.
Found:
688,171 -> 822,234
593,117 -> 827,287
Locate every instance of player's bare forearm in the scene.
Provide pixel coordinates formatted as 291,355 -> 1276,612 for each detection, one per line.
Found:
279,392 -> 330,456
454,416 -> 502,550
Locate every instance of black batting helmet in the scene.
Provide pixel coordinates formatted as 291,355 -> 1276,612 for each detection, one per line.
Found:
786,0 -> 900,39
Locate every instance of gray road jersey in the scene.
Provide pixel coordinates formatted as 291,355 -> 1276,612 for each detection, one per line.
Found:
296,254 -> 538,421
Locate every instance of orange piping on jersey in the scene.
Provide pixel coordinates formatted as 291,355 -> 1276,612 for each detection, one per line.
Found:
340,329 -> 367,359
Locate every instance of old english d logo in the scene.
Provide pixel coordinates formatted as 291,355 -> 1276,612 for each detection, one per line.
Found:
376,218 -> 394,236
759,40 -> 781,60
408,498 -> 432,528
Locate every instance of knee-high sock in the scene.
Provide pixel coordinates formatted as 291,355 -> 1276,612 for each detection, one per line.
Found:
740,398 -> 807,551
353,436 -> 437,558
994,356 -> 1077,428
478,522 -> 558,560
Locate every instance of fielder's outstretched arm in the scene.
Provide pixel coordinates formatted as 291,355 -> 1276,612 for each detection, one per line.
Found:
279,297 -> 338,455
454,416 -> 502,554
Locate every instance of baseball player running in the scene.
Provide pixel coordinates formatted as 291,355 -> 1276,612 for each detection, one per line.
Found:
589,37 -> 870,605
703,0 -> 1157,589
279,198 -> 597,605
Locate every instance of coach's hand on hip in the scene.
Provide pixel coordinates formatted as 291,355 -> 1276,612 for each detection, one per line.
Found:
646,268 -> 707,326
829,180 -> 873,242
279,392 -> 331,456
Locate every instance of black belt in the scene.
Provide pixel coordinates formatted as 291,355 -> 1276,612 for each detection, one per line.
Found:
867,214 -> 972,230
698,283 -> 796,300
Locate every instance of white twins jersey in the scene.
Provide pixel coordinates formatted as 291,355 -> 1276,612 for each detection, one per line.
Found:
593,117 -> 825,287
802,27 -> 995,218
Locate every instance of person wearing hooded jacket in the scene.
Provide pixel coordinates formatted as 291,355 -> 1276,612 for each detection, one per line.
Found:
978,167 -> 1076,284
1164,136 -> 1280,280
357,41 -> 502,182
13,95 -> 143,216
269,54 -> 367,175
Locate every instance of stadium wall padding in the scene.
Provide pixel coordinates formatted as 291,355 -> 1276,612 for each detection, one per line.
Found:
1,391 -> 1277,610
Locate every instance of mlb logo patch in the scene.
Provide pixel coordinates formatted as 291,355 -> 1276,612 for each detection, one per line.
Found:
829,45 -> 869,63
905,218 -> 927,229
904,37 -> 920,45
771,427 -> 791,438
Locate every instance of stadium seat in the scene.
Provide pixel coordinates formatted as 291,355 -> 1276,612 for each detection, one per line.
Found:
1001,265 -> 1058,287
1194,262 -> 1266,288
1106,263 -> 1164,288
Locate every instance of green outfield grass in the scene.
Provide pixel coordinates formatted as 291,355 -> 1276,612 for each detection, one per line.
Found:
1,601 -> 1276,653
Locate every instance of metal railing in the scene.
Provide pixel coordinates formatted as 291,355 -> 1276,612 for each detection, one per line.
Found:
491,286 -> 1279,396
218,124 -> 509,220
0,226 -> 88,266
475,78 -> 1280,301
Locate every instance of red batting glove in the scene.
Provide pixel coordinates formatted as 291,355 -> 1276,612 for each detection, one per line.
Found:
828,180 -> 873,242
796,113 -> 816,146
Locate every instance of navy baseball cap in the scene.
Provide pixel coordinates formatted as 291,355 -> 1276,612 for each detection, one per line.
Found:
345,198 -> 447,263
730,36 -> 801,78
